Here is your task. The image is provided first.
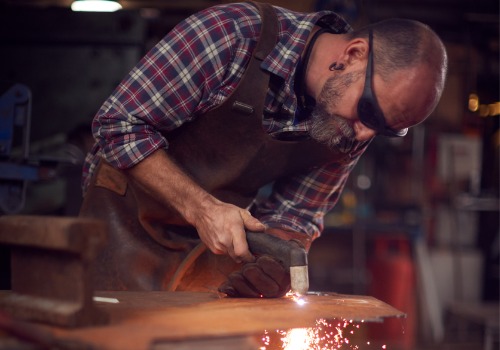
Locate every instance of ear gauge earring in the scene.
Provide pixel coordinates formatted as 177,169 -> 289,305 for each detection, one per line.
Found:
329,62 -> 345,71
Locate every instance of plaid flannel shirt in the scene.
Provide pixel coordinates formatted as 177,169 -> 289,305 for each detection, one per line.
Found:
83,2 -> 370,237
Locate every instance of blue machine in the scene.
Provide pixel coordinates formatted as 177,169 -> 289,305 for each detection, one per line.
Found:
0,84 -> 47,213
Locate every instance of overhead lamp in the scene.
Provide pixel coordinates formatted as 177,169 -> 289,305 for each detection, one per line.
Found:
71,0 -> 122,12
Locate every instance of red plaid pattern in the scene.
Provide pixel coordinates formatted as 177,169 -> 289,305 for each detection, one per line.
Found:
83,2 -> 368,237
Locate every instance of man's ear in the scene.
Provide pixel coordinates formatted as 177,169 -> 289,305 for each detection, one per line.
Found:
344,38 -> 369,67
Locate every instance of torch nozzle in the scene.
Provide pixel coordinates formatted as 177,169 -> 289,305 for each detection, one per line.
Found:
246,231 -> 309,295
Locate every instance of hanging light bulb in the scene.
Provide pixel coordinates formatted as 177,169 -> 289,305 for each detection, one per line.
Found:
71,0 -> 122,12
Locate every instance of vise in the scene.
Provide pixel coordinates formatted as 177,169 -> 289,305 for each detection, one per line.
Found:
0,215 -> 109,328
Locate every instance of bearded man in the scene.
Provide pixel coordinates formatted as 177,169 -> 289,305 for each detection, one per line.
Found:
80,1 -> 448,297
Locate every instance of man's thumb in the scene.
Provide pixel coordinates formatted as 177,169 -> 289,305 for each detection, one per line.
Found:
241,210 -> 266,232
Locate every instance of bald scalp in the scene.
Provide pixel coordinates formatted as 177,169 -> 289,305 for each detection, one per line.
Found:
346,19 -> 448,120
347,19 -> 448,89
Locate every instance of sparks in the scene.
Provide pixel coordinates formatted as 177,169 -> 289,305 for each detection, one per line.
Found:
258,318 -> 371,350
286,291 -> 307,306
296,298 -> 306,306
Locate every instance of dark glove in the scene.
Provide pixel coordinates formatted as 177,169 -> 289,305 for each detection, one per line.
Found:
218,255 -> 290,298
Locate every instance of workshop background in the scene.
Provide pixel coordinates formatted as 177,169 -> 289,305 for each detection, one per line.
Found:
0,0 -> 498,349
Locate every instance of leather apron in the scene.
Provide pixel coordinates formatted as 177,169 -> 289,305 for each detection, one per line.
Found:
80,1 -> 347,292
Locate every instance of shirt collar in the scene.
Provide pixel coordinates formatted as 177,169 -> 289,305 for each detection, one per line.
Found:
261,11 -> 353,81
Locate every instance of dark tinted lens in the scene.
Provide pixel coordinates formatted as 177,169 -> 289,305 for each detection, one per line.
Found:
358,97 -> 383,131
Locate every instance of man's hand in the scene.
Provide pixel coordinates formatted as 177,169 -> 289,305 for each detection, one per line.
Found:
125,149 -> 264,264
218,227 -> 313,298
218,255 -> 291,298
193,198 -> 265,263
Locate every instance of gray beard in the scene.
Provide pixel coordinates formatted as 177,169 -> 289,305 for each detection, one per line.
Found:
310,108 -> 356,153
309,72 -> 361,153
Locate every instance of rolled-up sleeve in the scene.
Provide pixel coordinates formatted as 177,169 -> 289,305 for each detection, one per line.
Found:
88,4 -> 261,173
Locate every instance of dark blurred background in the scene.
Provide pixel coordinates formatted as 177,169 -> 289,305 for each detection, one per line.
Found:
0,0 -> 498,349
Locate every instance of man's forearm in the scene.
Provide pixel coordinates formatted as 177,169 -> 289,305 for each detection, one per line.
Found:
124,148 -> 263,262
124,148 -> 214,226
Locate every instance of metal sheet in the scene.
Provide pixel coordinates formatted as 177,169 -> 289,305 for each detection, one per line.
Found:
43,291 -> 404,350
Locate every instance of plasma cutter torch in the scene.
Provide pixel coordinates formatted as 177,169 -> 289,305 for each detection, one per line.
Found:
246,231 -> 309,295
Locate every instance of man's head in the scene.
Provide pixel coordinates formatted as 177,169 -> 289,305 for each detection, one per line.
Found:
309,18 -> 448,151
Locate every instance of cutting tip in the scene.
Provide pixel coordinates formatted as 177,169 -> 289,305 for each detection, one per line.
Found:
290,265 -> 309,297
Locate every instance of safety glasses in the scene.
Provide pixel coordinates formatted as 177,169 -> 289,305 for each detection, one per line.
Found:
357,30 -> 408,137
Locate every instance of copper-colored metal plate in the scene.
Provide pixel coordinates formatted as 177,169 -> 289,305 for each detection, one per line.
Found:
43,291 -> 404,350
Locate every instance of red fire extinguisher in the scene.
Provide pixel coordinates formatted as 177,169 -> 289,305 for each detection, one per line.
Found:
366,235 -> 417,350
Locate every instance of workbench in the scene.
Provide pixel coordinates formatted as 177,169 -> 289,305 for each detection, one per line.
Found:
1,290 -> 404,350
0,216 -> 405,349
